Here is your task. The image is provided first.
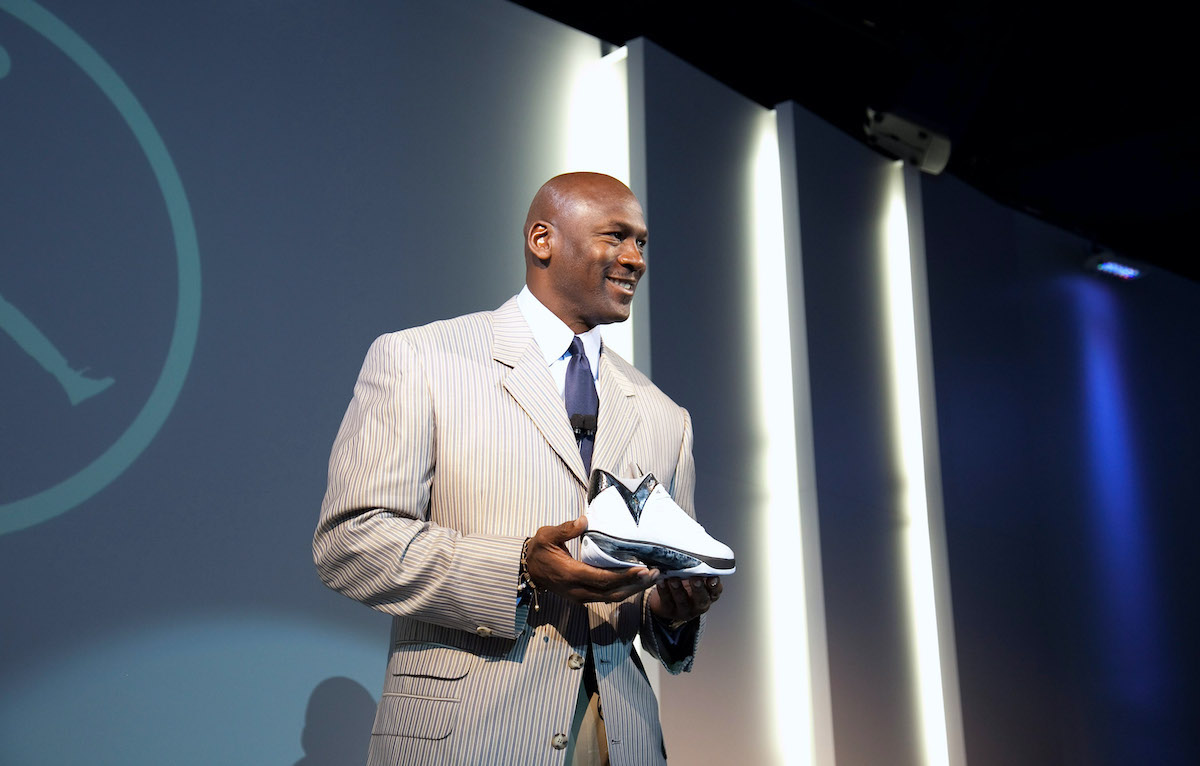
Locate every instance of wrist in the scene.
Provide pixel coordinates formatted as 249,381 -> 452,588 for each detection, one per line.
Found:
517,537 -> 541,612
661,615 -> 690,631
650,597 -> 690,630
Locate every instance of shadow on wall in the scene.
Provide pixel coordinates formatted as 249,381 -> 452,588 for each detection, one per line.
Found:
294,677 -> 376,766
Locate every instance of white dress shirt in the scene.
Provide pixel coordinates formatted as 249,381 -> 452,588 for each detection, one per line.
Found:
516,285 -> 602,398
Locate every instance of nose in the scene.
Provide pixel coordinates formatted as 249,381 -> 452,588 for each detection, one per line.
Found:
617,240 -> 645,273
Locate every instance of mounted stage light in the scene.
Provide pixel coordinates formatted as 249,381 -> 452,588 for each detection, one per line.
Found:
1085,250 -> 1142,280
864,109 -> 951,175
1096,262 -> 1141,280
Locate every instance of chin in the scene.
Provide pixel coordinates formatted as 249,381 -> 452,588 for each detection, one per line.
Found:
583,296 -> 634,327
604,306 -> 633,324
589,313 -> 629,327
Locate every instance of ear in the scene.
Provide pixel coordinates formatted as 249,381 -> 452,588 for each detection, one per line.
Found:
528,221 -> 553,265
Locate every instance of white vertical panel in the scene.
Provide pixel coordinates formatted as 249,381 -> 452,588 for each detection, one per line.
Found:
901,167 -> 966,766
774,102 -> 837,766
882,163 -> 965,766
750,108 -> 833,765
563,46 -> 636,365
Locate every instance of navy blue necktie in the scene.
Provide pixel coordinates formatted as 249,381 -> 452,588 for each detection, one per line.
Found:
565,336 -> 599,474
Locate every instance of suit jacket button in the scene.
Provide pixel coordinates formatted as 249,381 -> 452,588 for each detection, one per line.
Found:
475,626 -> 493,638
567,652 -> 584,670
551,733 -> 569,750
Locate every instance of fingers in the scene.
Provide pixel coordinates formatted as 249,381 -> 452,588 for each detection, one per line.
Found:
572,562 -> 657,602
665,578 -> 706,612
653,576 -> 723,620
706,576 -> 722,602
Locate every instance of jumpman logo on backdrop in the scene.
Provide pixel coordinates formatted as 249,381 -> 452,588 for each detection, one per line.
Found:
1,44 -> 112,405
0,4 -> 201,534
0,290 -> 115,405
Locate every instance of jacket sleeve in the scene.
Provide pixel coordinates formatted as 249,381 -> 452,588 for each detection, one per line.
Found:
637,406 -> 705,673
313,333 -> 529,639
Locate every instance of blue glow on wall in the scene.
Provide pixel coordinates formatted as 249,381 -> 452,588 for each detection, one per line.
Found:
1072,277 -> 1170,751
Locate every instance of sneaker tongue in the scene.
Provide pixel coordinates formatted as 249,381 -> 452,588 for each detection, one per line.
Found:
601,473 -> 661,525
626,475 -> 659,524
618,474 -> 659,493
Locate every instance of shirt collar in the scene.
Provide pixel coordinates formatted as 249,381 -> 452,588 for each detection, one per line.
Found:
517,286 -> 602,375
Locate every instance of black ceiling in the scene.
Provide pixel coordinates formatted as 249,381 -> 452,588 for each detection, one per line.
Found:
512,0 -> 1198,282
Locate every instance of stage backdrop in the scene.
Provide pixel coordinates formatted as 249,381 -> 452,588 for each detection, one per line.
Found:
4,2 -> 1198,765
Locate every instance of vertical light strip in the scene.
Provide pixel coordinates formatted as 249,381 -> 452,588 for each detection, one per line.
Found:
565,45 -> 630,181
751,110 -> 816,765
774,102 -> 836,766
565,45 -> 635,363
882,163 -> 950,766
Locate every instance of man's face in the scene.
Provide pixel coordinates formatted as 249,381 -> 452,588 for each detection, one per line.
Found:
547,186 -> 648,333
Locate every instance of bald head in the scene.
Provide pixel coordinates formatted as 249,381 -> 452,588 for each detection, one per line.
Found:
524,173 -> 638,251
523,172 -> 648,332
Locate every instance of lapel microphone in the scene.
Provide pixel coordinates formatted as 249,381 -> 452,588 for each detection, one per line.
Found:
570,413 -> 597,441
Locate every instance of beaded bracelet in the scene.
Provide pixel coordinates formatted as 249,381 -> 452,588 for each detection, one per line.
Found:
517,536 -> 541,612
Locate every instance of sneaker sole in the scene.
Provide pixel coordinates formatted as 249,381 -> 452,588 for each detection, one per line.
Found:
581,532 -> 736,577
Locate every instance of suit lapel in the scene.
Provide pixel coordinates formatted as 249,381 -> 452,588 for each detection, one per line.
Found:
592,351 -> 639,477
493,299 -> 588,486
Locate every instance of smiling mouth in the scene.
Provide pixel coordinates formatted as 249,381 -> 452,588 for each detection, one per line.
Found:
606,276 -> 637,295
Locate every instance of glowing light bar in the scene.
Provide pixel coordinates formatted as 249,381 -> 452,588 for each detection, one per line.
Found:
882,164 -> 952,766
751,110 -> 820,766
565,45 -> 635,364
565,46 -> 630,185
1095,261 -> 1141,280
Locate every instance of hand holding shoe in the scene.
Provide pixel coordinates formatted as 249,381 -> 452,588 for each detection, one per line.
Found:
526,516 -> 659,603
648,576 -> 723,625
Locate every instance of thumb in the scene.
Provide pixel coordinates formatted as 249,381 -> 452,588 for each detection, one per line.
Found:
549,515 -> 587,543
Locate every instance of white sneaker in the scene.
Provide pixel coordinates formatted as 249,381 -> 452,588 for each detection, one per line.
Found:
580,469 -> 736,577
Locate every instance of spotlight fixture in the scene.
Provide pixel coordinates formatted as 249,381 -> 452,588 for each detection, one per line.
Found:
1085,249 -> 1142,280
864,108 -> 951,175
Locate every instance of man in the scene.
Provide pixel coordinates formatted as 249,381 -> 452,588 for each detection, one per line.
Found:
315,172 -> 723,765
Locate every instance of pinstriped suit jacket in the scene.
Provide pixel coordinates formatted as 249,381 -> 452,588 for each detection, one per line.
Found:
315,297 -> 703,765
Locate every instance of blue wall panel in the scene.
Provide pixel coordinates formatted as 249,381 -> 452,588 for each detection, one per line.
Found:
922,173 -> 1200,765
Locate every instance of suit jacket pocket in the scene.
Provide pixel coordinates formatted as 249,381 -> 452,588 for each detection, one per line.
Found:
372,694 -> 460,740
372,642 -> 476,739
